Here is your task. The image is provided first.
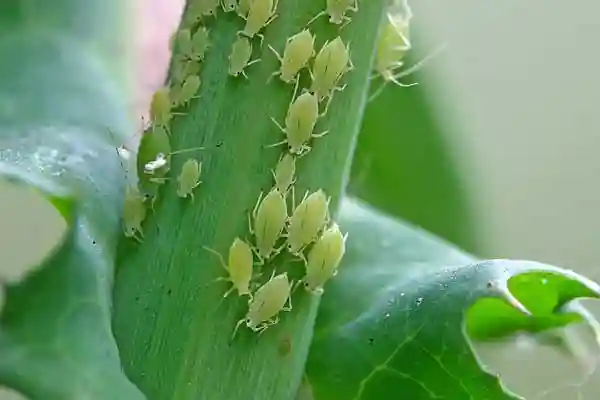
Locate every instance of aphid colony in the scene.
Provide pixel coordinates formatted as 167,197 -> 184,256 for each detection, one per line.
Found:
118,0 -> 363,337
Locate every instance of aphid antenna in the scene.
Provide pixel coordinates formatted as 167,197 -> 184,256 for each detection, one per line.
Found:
203,245 -> 229,272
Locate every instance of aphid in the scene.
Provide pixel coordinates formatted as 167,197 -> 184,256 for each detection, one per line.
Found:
238,0 -> 278,42
229,36 -> 261,78
181,2 -> 204,28
233,272 -> 292,337
268,29 -> 315,84
204,238 -> 254,298
307,0 -> 358,26
248,188 -> 288,263
268,82 -> 327,156
171,75 -> 202,108
286,189 -> 330,258
221,0 -> 237,12
173,28 -> 193,56
149,87 -> 174,127
171,55 -> 202,85
123,185 -> 147,241
236,0 -> 254,17
143,146 -> 206,177
191,26 -> 211,61
369,13 -> 444,102
177,158 -> 202,200
137,124 -> 172,187
272,153 -> 296,195
303,223 -> 347,294
309,37 -> 353,103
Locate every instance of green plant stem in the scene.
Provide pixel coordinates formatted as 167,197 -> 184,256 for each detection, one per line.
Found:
113,1 -> 388,399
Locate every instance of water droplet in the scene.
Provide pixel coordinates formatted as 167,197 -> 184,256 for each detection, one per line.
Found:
400,292 -> 405,297
541,278 -> 548,284
415,297 -> 423,306
384,312 -> 390,318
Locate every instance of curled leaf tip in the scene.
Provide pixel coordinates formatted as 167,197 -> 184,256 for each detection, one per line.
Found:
486,279 -> 531,316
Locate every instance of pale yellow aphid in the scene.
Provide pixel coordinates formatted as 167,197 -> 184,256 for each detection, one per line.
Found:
123,185 -> 147,242
204,238 -> 254,298
369,11 -> 444,101
303,223 -> 347,294
309,37 -> 353,103
149,87 -> 174,127
181,2 -> 204,28
272,153 -> 296,195
268,82 -> 328,156
191,26 -> 211,61
221,0 -> 237,12
268,29 -> 315,84
233,272 -> 292,337
236,0 -> 254,17
171,75 -> 201,108
286,189 -> 330,258
307,0 -> 358,26
177,158 -> 202,200
196,0 -> 220,17
238,0 -> 279,42
229,36 -> 261,78
248,188 -> 288,263
171,56 -> 201,84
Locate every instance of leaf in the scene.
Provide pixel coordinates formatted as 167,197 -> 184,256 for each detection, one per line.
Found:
349,43 -> 481,253
112,1 -> 390,399
305,198 -> 600,400
0,1 -> 144,398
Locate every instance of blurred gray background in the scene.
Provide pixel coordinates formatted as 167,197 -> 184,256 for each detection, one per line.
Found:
413,0 -> 600,398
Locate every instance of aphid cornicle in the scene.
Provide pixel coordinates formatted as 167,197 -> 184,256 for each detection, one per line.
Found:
177,158 -> 202,200
307,0 -> 358,26
123,185 -> 147,241
286,189 -> 330,258
229,36 -> 261,78
233,272 -> 292,337
268,82 -> 327,156
171,75 -> 201,108
221,0 -> 237,12
309,36 -> 353,103
204,238 -> 254,298
272,153 -> 296,195
303,223 -> 347,294
268,29 -> 315,84
248,188 -> 288,263
238,0 -> 278,42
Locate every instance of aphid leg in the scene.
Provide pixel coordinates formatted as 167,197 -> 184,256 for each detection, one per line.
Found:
312,129 -> 329,138
306,11 -> 325,26
282,292 -> 292,312
203,245 -> 229,272
267,44 -> 283,62
339,16 -> 353,31
232,318 -> 247,340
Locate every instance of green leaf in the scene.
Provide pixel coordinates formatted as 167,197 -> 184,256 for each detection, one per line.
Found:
349,47 -> 480,253
305,199 -> 600,400
112,1 -> 389,399
0,1 -> 143,398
